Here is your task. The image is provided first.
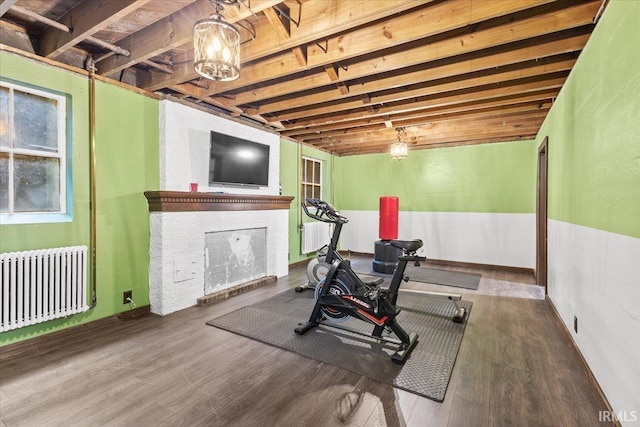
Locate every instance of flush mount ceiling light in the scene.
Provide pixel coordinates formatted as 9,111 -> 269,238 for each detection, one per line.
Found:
193,0 -> 241,81
390,127 -> 408,160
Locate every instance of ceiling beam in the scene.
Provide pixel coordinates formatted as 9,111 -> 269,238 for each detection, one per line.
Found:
0,0 -> 18,18
198,0 -> 561,97
250,54 -> 577,116
140,0 -> 430,91
291,45 -> 307,67
282,90 -> 558,135
168,83 -> 277,127
304,0 -> 556,69
274,77 -> 565,127
38,0 -> 152,58
229,29 -> 589,110
327,127 -> 543,155
312,113 -> 548,146
294,103 -> 551,142
0,0 -> 601,156
96,0 -> 285,76
336,134 -> 539,156
171,82 -> 246,116
263,6 -> 289,40
303,1 -> 599,93
323,122 -> 544,154
213,1 -> 597,114
267,71 -> 568,123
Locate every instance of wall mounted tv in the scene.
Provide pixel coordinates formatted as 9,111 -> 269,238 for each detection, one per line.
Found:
208,131 -> 270,187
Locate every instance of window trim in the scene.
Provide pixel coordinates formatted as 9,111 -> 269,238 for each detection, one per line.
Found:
0,80 -> 68,223
301,156 -> 322,203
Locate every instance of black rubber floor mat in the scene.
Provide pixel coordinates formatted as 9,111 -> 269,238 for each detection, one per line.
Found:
206,289 -> 472,402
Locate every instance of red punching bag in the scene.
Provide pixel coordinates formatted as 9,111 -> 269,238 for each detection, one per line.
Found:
379,196 -> 399,240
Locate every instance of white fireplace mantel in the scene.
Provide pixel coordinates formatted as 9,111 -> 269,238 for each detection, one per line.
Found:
145,192 -> 294,315
146,99 -> 292,315
149,99 -> 292,315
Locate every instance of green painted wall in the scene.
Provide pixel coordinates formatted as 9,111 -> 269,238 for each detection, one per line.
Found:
280,139 -> 334,264
334,141 -> 537,213
537,0 -> 640,238
0,52 -> 159,345
536,1 -> 640,415
1,54 -> 91,251
93,80 -> 159,318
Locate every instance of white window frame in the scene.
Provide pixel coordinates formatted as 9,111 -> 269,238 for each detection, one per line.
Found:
0,81 -> 68,223
301,156 -> 322,203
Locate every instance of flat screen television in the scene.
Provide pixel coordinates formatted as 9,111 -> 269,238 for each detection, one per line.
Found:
208,131 -> 270,187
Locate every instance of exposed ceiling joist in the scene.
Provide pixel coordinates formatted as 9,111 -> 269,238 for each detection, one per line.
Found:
141,0 -> 431,91
0,0 -> 604,156
0,0 -> 18,18
39,0 -> 151,58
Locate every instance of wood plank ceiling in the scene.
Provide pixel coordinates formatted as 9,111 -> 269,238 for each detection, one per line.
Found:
0,0 -> 604,156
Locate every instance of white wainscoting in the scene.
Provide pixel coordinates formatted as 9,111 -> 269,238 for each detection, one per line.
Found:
338,210 -> 536,269
548,219 -> 640,417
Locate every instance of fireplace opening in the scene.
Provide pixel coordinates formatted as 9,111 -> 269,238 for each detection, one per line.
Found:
204,227 -> 267,295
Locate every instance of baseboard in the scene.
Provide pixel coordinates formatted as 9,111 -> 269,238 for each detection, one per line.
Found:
289,256 -> 315,269
197,275 -> 276,306
117,305 -> 151,320
545,295 -> 620,427
424,258 -> 535,276
340,250 -> 535,276
0,305 -> 153,358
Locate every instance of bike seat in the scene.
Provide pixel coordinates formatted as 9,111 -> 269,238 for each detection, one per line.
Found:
390,239 -> 423,252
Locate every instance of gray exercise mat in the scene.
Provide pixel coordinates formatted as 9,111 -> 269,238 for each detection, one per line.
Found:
356,266 -> 481,290
207,289 -> 472,402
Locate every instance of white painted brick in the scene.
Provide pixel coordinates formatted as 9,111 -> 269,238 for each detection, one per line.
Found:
150,100 -> 288,316
159,100 -> 280,194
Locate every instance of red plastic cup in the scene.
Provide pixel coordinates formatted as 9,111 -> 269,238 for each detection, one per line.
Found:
190,182 -> 198,192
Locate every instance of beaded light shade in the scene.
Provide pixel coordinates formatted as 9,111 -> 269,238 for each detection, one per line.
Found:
390,128 -> 408,160
193,10 -> 240,81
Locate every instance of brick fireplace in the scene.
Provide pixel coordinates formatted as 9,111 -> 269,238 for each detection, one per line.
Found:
145,192 -> 293,315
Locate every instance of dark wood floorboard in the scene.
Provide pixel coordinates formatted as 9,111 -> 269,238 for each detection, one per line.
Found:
0,255 -> 613,426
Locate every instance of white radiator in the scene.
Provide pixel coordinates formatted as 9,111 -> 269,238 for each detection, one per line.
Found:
1,246 -> 89,332
301,222 -> 332,254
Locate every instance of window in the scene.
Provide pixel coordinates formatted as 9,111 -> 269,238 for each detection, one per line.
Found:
301,156 -> 322,203
0,82 -> 67,217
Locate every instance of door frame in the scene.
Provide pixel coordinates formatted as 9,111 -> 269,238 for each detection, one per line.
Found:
536,136 -> 548,293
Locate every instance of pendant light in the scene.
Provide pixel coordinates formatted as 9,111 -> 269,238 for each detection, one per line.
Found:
193,0 -> 241,81
390,127 -> 408,160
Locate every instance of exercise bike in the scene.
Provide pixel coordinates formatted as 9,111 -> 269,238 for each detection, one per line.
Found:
294,245 -> 330,293
294,225 -> 354,293
294,199 -> 468,364
293,199 -> 423,363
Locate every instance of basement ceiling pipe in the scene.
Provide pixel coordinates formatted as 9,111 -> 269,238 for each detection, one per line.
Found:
87,56 -> 98,308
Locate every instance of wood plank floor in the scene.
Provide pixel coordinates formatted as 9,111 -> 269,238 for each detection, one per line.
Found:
0,256 -> 614,426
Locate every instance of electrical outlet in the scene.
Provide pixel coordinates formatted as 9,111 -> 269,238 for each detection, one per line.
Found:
123,290 -> 132,304
574,315 -> 578,333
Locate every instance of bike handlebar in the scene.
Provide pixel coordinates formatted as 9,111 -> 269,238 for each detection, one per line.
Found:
302,198 -> 349,224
